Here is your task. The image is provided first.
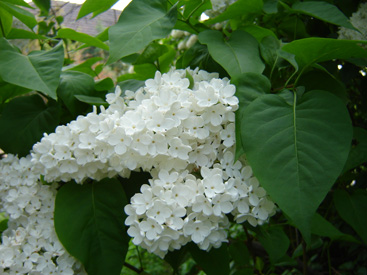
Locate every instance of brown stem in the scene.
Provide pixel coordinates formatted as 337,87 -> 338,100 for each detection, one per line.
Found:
124,262 -> 143,274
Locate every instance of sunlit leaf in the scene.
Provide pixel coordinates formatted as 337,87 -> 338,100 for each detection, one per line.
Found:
108,0 -> 176,64
77,0 -> 119,19
0,1 -> 37,29
0,38 -> 63,99
57,28 -> 109,50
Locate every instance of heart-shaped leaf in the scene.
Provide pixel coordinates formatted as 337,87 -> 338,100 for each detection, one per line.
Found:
0,38 -> 63,99
54,178 -> 129,275
241,90 -> 352,241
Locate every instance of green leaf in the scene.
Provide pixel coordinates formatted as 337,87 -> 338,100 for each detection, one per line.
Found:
258,226 -> 290,263
241,25 -> 277,43
0,81 -> 30,103
0,7 -> 13,37
0,94 -> 60,156
342,127 -> 367,173
6,28 -> 45,40
1,0 -> 32,8
263,0 -> 278,14
233,72 -> 271,109
108,0 -> 177,64
297,69 -> 347,103
77,0 -> 119,19
117,79 -> 145,95
135,42 -> 168,65
0,38 -> 64,99
74,95 -> 107,106
32,0 -> 50,13
56,28 -> 109,50
0,1 -> 37,29
158,44 -> 176,73
228,240 -> 251,268
311,213 -> 359,243
65,56 -> 103,77
291,1 -> 356,30
241,90 -> 353,242
198,30 -> 265,77
334,189 -> 367,244
233,72 -> 271,161
205,0 -> 263,24
189,244 -> 230,275
54,178 -> 129,275
282,38 -> 367,72
164,247 -> 189,273
95,77 -> 114,91
57,71 -> 96,116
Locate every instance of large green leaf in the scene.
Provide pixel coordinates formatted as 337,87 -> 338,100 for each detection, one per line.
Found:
0,38 -> 64,99
108,0 -> 177,64
0,1 -> 37,29
311,213 -> 359,243
77,0 -> 119,19
282,38 -> 367,72
233,72 -> 271,109
334,189 -> 367,244
54,178 -> 129,275
57,71 -> 96,116
198,30 -> 265,78
0,94 -> 60,156
233,72 -> 271,160
56,28 -> 109,50
258,226 -> 290,263
342,127 -> 367,173
205,0 -> 263,24
189,244 -> 230,275
291,1 -> 356,30
241,90 -> 352,241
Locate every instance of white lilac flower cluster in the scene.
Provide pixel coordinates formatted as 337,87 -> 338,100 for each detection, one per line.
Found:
0,68 -> 275,271
0,155 -> 85,274
338,2 -> 367,42
205,0 -> 237,18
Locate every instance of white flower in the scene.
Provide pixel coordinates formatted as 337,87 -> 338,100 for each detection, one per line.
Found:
183,219 -> 211,244
147,201 -> 172,224
140,218 -> 164,240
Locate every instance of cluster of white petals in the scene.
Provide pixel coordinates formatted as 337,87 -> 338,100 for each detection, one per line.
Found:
0,68 -> 276,271
338,2 -> 367,42
0,155 -> 85,274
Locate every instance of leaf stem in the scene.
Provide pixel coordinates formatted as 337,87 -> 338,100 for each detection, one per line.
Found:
124,262 -> 143,273
302,239 -> 308,275
136,245 -> 144,272
0,19 -> 5,37
185,0 -> 205,22
243,225 -> 257,265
